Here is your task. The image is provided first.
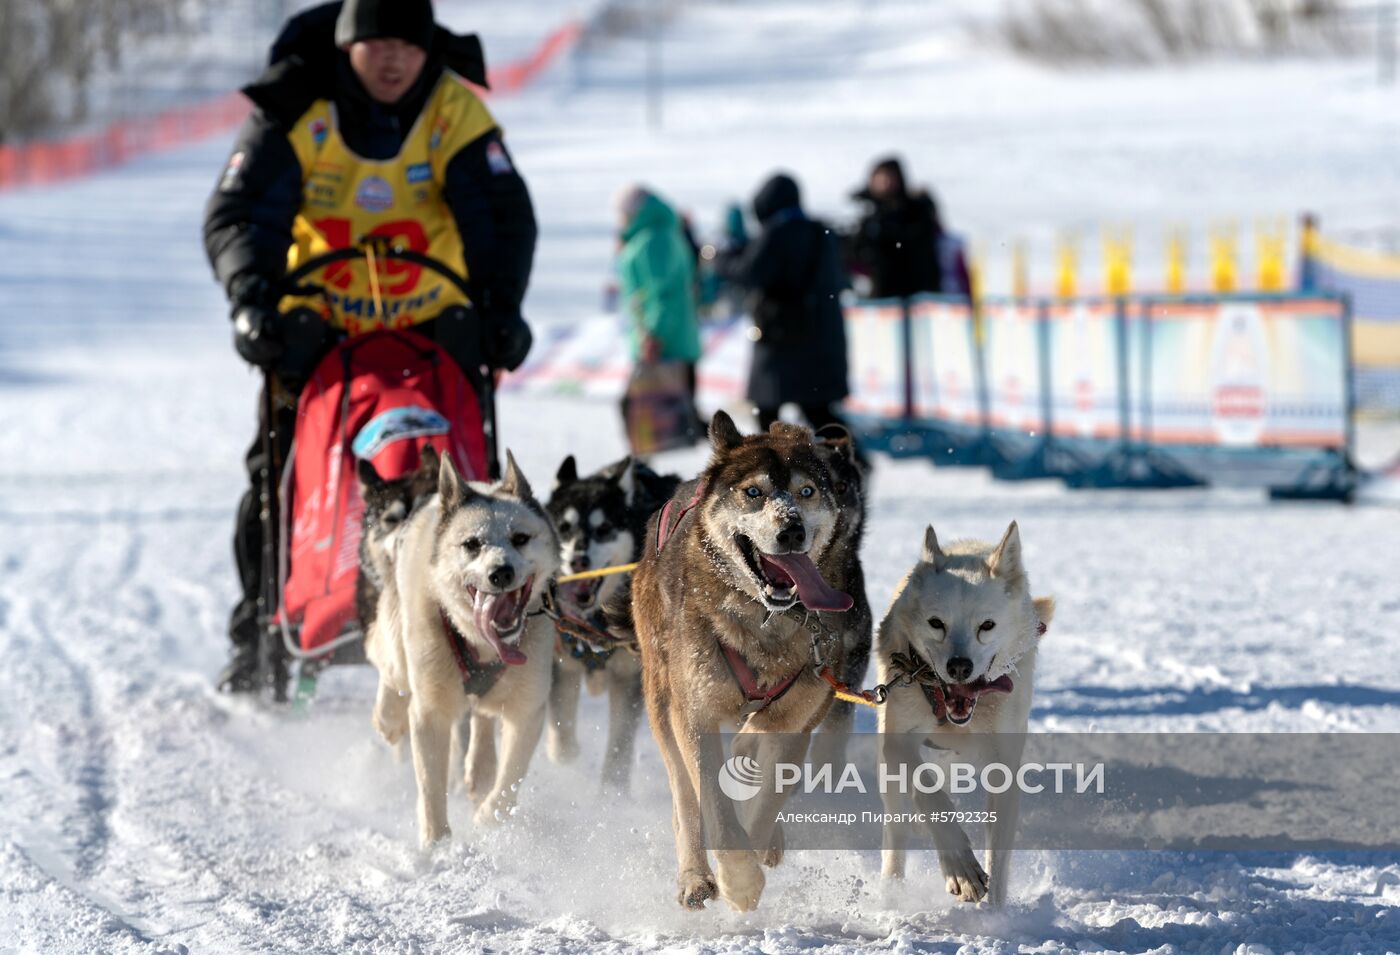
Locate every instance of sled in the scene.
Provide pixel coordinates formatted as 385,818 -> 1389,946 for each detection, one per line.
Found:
254,246 -> 499,703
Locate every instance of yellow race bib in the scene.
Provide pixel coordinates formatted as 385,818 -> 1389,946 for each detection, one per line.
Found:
280,71 -> 497,335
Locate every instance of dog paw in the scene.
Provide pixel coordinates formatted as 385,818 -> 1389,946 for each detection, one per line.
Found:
759,821 -> 785,868
417,824 -> 451,850
473,795 -> 518,828
716,851 -> 766,912
547,730 -> 580,765
940,847 -> 988,903
676,870 -> 718,910
373,707 -> 407,746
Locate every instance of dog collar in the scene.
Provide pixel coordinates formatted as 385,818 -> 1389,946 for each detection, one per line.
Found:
718,641 -> 803,719
440,610 -> 508,698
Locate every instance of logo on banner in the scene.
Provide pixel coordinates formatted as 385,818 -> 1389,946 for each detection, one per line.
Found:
355,175 -> 394,212
1210,304 -> 1268,447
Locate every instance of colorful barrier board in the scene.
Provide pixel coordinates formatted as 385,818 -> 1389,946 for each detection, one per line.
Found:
1045,301 -> 1125,441
982,299 -> 1043,434
843,301 -> 907,419
1143,297 -> 1348,449
909,296 -> 983,427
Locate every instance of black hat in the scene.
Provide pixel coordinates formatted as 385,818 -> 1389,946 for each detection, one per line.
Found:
753,173 -> 802,225
335,0 -> 436,50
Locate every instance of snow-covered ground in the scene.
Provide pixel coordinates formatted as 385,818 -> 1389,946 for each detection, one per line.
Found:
2,1 -> 1400,952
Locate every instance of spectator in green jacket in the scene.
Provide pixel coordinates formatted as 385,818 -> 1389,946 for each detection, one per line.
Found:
615,184 -> 704,430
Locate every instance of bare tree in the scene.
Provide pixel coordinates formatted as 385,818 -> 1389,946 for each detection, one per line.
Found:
0,0 -> 195,143
995,0 -> 1355,65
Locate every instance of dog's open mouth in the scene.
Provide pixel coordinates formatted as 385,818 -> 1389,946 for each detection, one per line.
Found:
934,675 -> 1015,725
734,535 -> 854,613
467,576 -> 534,666
561,578 -> 598,610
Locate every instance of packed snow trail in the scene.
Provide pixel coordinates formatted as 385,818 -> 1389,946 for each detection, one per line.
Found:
3,2 -> 1400,952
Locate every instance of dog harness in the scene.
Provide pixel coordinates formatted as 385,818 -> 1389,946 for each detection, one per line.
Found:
891,621 -> 1048,723
440,610 -> 508,698
719,642 -> 804,718
655,479 -> 706,551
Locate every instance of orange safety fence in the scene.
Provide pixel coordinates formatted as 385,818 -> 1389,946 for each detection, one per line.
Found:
0,20 -> 582,192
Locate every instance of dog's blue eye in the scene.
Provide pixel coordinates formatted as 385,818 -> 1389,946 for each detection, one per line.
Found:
745,487 -> 761,498
799,486 -> 815,498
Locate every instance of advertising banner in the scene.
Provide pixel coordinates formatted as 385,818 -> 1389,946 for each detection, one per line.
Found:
1144,297 -> 1347,449
843,301 -> 907,419
1045,301 -> 1124,441
982,299 -> 1043,435
909,296 -> 982,427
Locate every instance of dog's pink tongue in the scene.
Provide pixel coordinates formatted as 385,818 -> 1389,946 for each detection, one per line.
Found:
471,592 -> 528,666
760,553 -> 853,612
946,675 -> 1015,701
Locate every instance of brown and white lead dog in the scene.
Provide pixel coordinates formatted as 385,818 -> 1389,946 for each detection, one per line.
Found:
630,412 -> 860,912
365,451 -> 560,847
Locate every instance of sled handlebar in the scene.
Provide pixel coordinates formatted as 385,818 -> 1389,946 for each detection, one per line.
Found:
273,244 -> 473,303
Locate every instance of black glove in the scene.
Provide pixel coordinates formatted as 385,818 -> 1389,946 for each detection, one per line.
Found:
228,274 -> 283,369
481,310 -> 533,372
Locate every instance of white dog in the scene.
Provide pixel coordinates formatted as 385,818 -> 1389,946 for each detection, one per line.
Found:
876,522 -> 1054,906
365,451 -> 560,847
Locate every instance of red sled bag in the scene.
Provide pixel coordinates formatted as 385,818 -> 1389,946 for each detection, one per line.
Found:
280,329 -> 489,654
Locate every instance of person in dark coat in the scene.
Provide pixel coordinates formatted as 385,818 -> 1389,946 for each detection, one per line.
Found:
727,172 -> 854,437
847,156 -> 943,300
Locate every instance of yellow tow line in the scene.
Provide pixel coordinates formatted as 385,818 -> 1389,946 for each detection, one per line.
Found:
556,562 -> 638,584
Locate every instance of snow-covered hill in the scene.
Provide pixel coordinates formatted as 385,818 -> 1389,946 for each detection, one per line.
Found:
1,2 -> 1399,952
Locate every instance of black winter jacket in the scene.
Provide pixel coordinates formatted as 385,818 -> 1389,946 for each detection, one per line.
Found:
847,190 -> 941,300
729,174 -> 850,408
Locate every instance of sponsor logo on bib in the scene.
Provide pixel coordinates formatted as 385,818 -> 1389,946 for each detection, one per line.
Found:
355,175 -> 394,212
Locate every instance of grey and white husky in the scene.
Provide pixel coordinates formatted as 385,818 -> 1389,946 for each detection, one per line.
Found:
876,522 -> 1055,906
365,451 -> 560,846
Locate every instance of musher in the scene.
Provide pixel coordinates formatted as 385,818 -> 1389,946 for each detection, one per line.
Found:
202,0 -> 537,692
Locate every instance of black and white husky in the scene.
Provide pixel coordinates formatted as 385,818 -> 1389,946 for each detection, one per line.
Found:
365,451 -> 560,846
356,446 -> 439,632
544,455 -> 678,792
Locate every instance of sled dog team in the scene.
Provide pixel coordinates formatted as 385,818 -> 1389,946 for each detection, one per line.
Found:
362,412 -> 1054,911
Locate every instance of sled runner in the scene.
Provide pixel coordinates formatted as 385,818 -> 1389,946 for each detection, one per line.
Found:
255,246 -> 499,702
